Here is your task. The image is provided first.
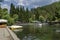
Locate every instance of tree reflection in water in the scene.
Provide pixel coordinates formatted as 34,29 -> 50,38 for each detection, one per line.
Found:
14,24 -> 60,40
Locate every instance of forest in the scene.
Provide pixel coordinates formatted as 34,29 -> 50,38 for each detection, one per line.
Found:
0,1 -> 60,25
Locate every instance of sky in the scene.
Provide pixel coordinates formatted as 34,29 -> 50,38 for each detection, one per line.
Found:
0,0 -> 59,10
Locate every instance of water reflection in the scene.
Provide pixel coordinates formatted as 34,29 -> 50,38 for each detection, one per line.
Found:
14,24 -> 60,40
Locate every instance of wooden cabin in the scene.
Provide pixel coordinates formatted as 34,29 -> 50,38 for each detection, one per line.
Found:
0,19 -> 7,28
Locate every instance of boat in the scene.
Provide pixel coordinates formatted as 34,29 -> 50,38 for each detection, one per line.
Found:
10,25 -> 23,31
38,24 -> 42,26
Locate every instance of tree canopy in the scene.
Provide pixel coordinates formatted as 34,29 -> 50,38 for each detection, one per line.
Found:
0,1 -> 60,25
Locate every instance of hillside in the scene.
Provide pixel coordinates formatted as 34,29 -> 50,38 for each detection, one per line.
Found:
31,1 -> 60,22
0,2 -> 60,25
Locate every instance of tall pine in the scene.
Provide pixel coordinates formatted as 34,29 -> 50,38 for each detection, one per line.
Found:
10,3 -> 16,17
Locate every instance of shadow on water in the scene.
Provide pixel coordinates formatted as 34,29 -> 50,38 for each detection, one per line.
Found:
14,24 -> 60,40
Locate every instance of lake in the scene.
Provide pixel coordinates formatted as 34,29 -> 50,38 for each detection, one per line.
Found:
14,24 -> 60,40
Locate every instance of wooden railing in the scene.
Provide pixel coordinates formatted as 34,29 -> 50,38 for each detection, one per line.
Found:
6,27 -> 20,40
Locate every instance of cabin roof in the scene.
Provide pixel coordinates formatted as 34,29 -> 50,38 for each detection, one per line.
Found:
0,19 -> 7,23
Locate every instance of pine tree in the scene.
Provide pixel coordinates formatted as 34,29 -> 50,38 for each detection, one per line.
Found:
10,3 -> 16,17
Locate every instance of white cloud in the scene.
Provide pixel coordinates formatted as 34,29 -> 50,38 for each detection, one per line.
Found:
1,0 -> 60,9
55,0 -> 59,1
17,0 -> 24,6
1,4 -> 10,10
4,0 -> 60,6
34,5 -> 39,8
13,0 -> 18,3
17,3 -> 24,6
52,0 -> 59,2
16,0 -> 53,6
4,0 -> 11,2
16,0 -> 31,6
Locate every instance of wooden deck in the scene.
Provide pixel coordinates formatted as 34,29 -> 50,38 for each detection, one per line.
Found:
0,27 -> 20,40
0,28 -> 11,40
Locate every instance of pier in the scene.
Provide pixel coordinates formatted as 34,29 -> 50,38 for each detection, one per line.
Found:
0,19 -> 20,40
0,27 -> 20,40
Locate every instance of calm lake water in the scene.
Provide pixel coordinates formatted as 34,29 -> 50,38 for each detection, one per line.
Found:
14,24 -> 60,40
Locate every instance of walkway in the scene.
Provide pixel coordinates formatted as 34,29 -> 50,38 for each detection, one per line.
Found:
0,28 -> 11,40
0,27 -> 20,40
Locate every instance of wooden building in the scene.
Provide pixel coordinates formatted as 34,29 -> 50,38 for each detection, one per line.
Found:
0,19 -> 7,28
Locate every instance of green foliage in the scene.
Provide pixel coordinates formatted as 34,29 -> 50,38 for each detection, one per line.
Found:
10,3 -> 16,17
8,17 -> 15,25
0,1 -> 60,25
39,16 -> 45,22
13,14 -> 18,21
0,5 -> 18,25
